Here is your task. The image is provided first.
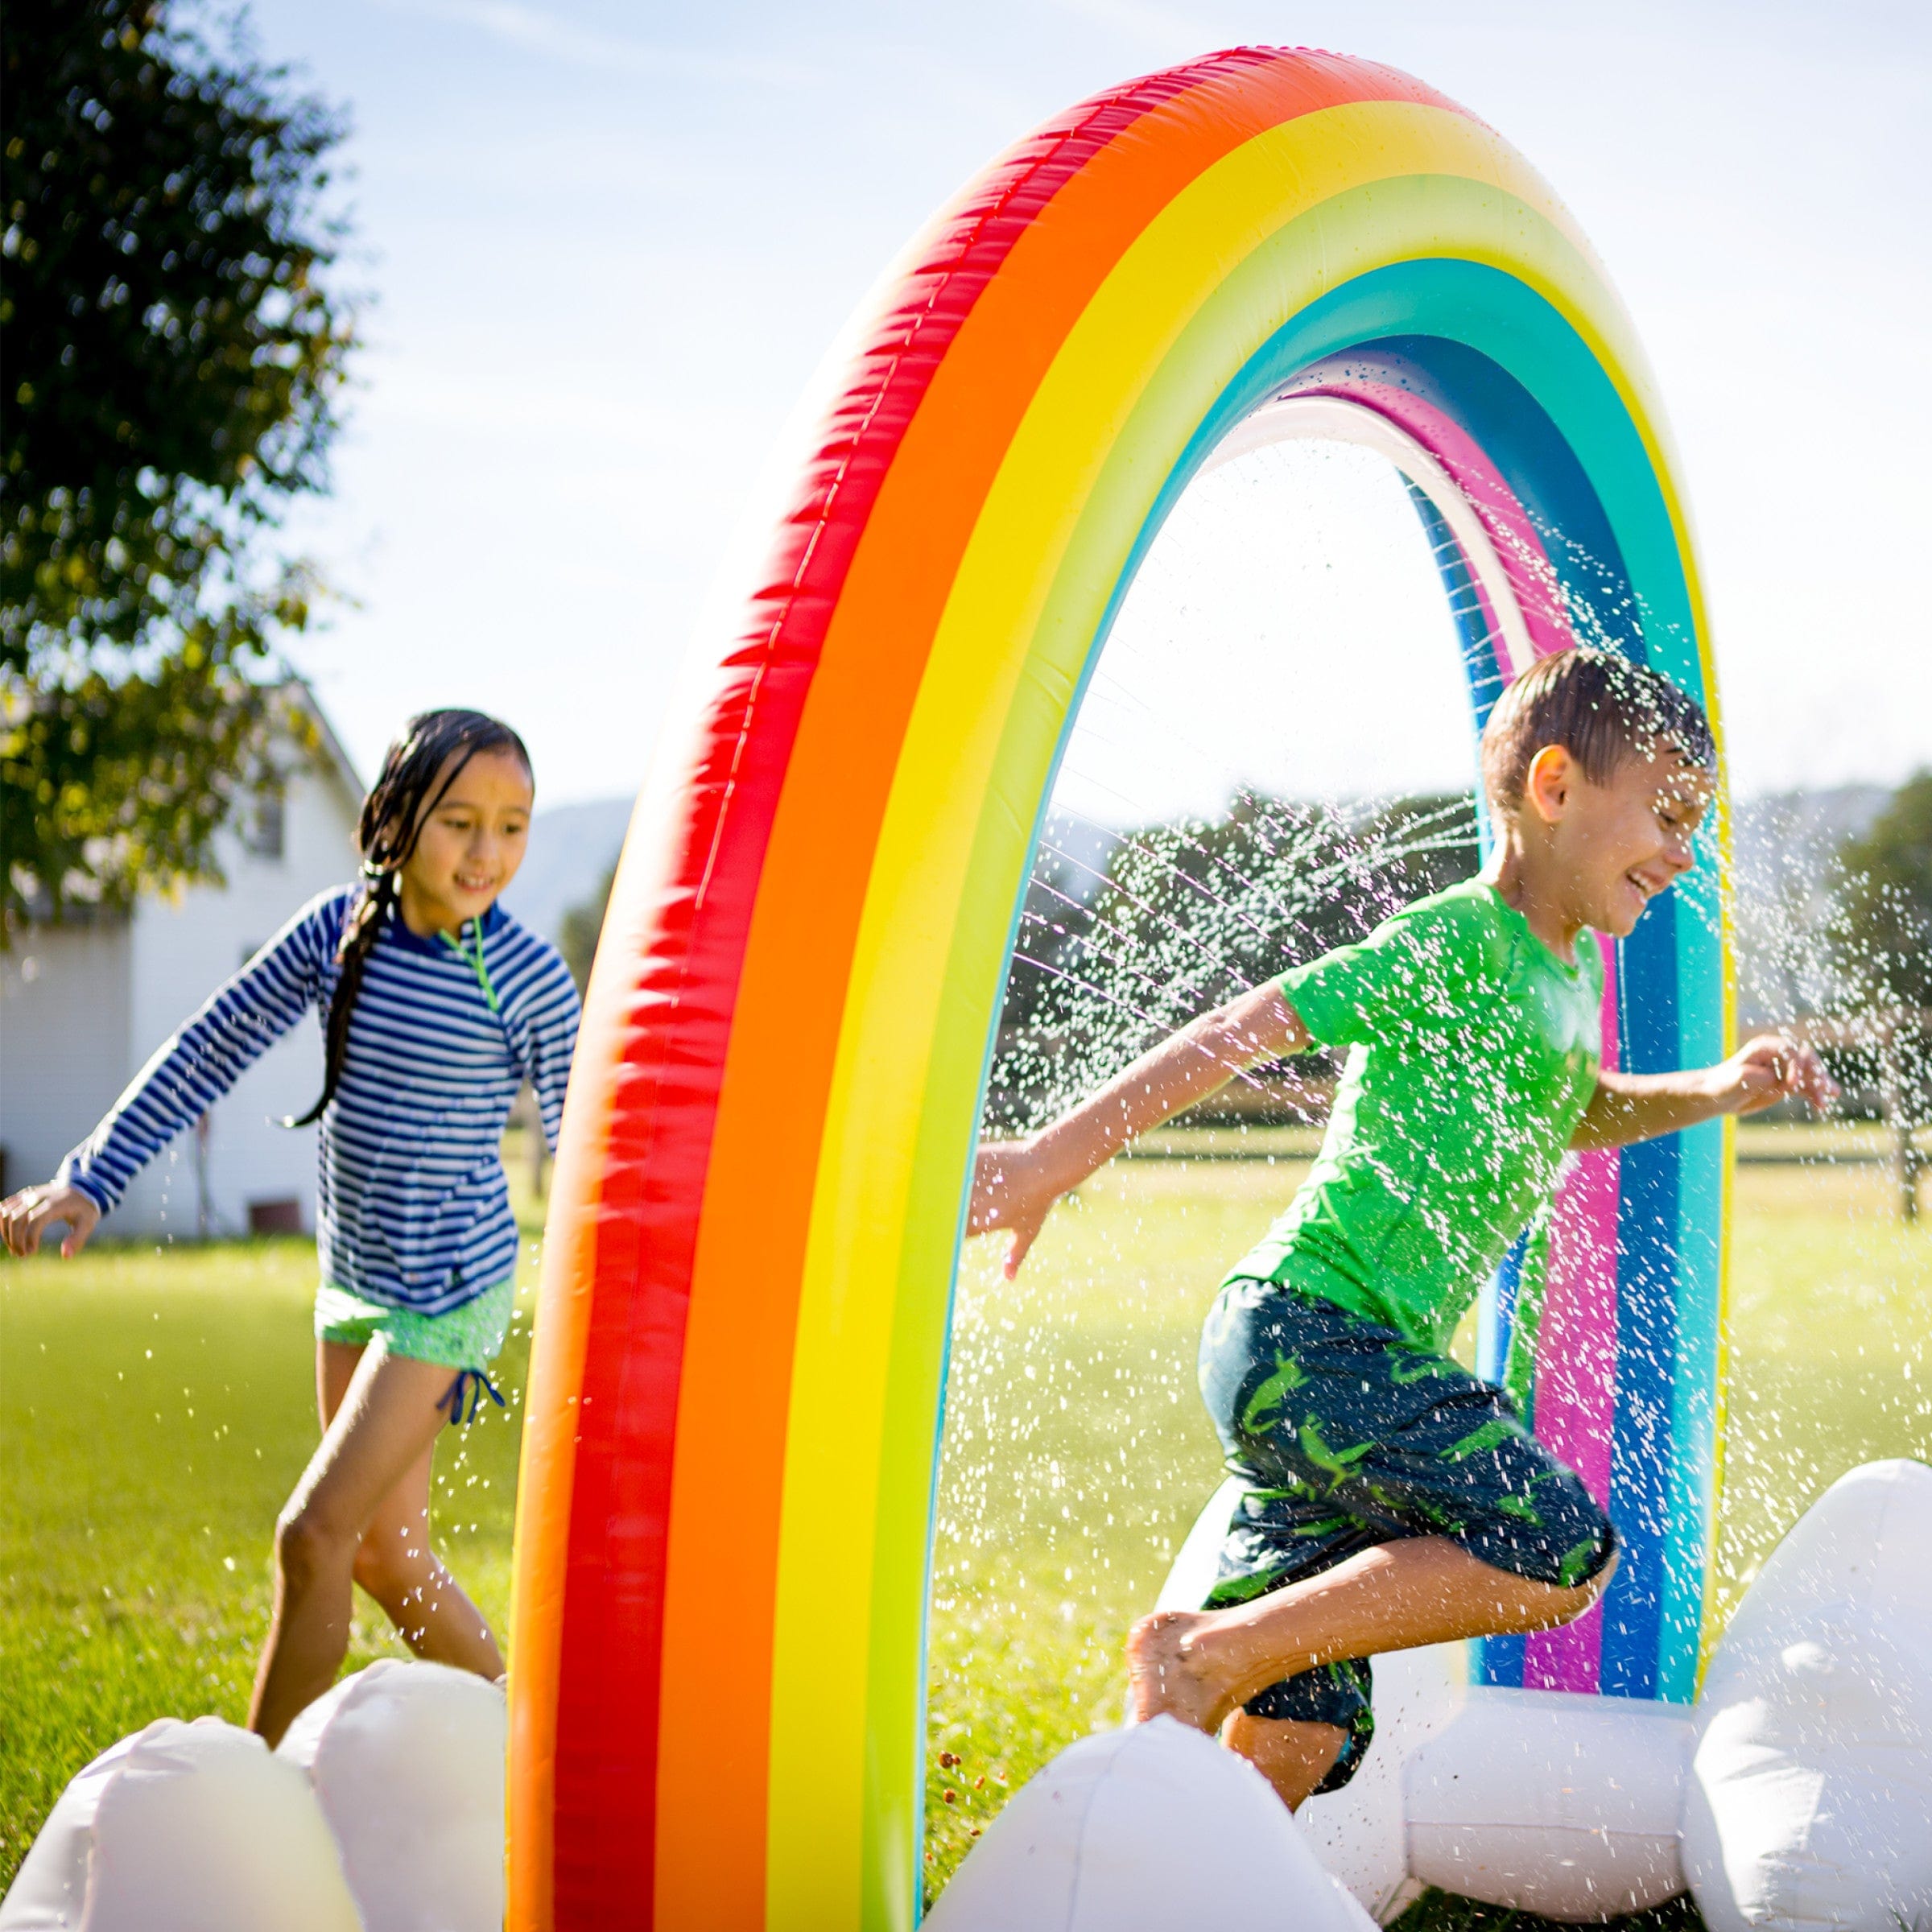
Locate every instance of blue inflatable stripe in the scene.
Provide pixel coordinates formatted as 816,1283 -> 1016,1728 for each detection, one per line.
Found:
1480,1630 -> 1528,1690
1288,337 -> 1644,666
1602,891 -> 1682,1697
1403,478 -> 1507,722
1479,1229 -> 1528,1392
1042,256 -> 1719,1707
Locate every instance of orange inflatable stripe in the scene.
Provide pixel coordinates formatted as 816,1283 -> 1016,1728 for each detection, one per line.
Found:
509,48 -> 1512,1932
650,53 -> 1464,1924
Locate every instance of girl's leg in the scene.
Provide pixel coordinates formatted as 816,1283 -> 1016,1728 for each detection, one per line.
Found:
1128,1534 -> 1616,1733
318,1347 -> 503,1678
249,1341 -> 490,1745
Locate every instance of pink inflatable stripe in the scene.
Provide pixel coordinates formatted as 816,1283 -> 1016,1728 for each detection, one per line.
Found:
1301,378 -> 1576,669
1521,935 -> 1623,1692
1298,382 -> 1618,1689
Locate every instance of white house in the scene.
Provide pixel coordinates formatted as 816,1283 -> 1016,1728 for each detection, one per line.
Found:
0,691 -> 365,1240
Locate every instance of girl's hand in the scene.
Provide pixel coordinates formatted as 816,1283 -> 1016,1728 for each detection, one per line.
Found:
1,1183 -> 101,1259
1711,1034 -> 1837,1119
968,1139 -> 1062,1280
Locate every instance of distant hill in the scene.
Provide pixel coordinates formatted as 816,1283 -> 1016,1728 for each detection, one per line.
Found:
499,796 -> 632,943
1733,786 -> 1889,894
1732,786 -> 1889,1027
502,787 -> 1897,1019
497,799 -> 1125,947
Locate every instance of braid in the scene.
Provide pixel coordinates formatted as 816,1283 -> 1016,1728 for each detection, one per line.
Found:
285,708 -> 531,1128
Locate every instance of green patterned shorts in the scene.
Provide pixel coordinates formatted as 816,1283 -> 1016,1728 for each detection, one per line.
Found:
315,1277 -> 514,1373
1197,1278 -> 1616,1793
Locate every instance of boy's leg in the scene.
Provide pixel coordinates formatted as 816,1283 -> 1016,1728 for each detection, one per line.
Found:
316,1342 -> 504,1678
1221,1712 -> 1348,1812
1130,1531 -> 1613,1732
1177,1281 -> 1618,1770
250,1341 -> 475,1745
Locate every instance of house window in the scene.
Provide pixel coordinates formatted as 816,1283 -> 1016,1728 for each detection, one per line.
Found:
247,788 -> 286,861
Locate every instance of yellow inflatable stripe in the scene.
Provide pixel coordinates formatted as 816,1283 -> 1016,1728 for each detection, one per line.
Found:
763,97 -> 1655,1920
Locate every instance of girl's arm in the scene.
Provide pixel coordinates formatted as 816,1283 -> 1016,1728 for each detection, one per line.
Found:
969,982 -> 1307,1278
1570,1032 -> 1835,1152
2,894 -> 341,1257
519,949 -> 583,1154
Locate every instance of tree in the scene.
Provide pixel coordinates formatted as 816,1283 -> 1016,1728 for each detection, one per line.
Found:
1836,770 -> 1932,1013
986,791 -> 1480,1130
559,865 -> 615,993
1,0 -> 354,938
1831,771 -> 1932,1162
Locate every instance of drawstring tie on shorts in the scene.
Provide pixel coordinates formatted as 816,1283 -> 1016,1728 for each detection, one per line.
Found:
438,1368 -> 506,1427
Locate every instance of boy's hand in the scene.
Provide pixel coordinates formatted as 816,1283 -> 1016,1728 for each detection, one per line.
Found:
1,1183 -> 101,1259
1709,1033 -> 1837,1118
968,1139 -> 1061,1280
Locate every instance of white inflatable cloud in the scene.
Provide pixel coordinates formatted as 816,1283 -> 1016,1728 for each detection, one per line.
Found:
1295,1642 -> 1463,1921
2,1664 -> 507,1932
1683,1458 -> 1932,1932
909,1454 -> 1932,1932
1156,1476 -> 1459,1921
276,1657 -> 506,1932
1406,1687 -> 1691,1918
0,1718 -> 357,1932
923,1715 -> 1374,1932
10,1463 -> 1928,1928
1161,1478 -> 1475,1923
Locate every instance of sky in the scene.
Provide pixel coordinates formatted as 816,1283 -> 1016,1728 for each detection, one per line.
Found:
1054,440 -> 1473,821
249,0 -> 1932,814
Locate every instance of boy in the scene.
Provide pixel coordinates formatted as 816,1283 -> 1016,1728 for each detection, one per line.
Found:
968,648 -> 1834,1809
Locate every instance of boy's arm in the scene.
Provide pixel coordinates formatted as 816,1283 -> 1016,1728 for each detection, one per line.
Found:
970,983 -> 1308,1277
1570,1031 -> 1835,1151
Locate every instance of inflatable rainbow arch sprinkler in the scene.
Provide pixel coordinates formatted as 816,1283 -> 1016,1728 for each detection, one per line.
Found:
508,46 -> 1729,1930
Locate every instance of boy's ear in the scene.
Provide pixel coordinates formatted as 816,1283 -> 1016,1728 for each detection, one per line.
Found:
1523,744 -> 1574,825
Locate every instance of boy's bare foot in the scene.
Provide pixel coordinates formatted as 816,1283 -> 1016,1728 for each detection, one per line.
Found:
1125,1611 -> 1232,1731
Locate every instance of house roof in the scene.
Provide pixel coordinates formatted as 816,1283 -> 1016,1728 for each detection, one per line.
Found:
283,678 -> 364,806
13,679 -> 365,931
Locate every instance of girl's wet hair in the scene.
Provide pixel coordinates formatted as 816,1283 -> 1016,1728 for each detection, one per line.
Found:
1480,647 -> 1715,819
287,708 -> 531,1128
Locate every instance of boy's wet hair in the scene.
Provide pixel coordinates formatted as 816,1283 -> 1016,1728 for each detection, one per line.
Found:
1480,648 -> 1715,818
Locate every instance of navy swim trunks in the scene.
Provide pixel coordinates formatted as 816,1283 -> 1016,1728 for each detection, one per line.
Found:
1195,1278 -> 1616,1794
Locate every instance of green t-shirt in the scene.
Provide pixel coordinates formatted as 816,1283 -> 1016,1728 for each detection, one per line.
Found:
1227,877 -> 1604,1354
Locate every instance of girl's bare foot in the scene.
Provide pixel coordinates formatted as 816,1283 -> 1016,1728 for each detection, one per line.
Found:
1125,1611 -> 1233,1731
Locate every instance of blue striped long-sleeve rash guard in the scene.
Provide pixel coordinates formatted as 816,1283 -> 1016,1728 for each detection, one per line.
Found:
58,886 -> 581,1315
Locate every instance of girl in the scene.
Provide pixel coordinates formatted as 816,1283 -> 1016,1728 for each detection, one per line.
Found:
1,708 -> 581,1744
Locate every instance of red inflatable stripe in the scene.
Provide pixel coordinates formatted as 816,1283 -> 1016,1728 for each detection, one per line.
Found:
514,45 -> 1481,1930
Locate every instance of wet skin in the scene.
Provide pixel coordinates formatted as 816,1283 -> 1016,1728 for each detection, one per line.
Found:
968,739 -> 1835,1809
248,745 -> 535,1742
394,745 -> 533,939
0,748 -> 537,1260
0,739 -> 540,1744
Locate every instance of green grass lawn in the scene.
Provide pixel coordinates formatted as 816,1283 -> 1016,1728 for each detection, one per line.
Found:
2,1129 -> 1926,1923
0,1232 -> 543,1881
919,1133 -> 1930,1918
